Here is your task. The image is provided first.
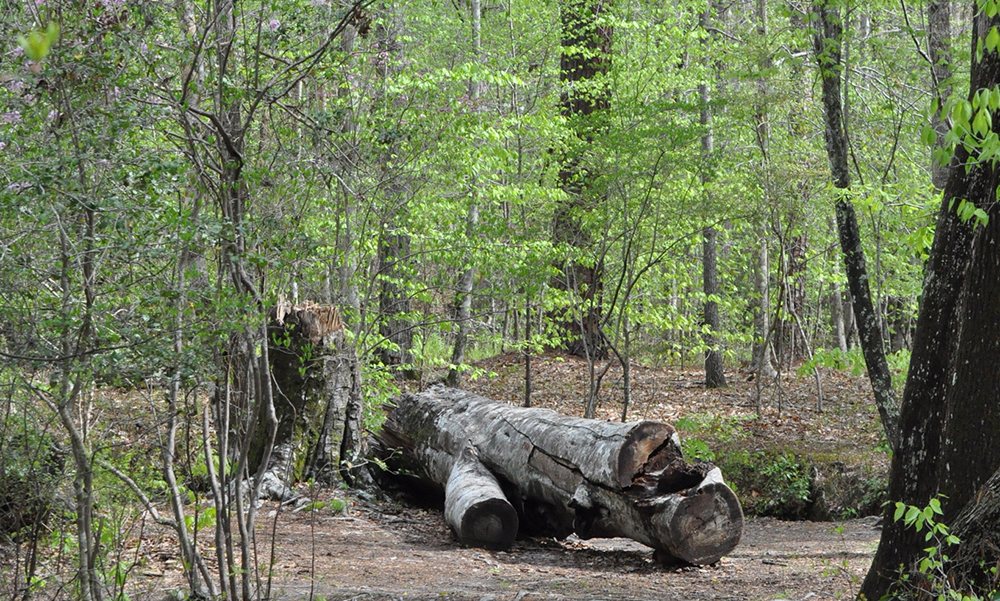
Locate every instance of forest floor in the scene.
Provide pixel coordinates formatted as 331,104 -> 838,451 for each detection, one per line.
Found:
121,351 -> 888,601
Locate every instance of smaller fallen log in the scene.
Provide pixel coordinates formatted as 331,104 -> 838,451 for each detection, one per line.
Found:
444,443 -> 519,550
373,386 -> 743,565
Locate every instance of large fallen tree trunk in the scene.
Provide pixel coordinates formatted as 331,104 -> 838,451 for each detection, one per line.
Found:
373,386 -> 743,565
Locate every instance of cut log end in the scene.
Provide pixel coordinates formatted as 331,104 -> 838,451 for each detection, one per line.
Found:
651,474 -> 744,566
457,498 -> 519,551
617,422 -> 678,488
444,443 -> 519,551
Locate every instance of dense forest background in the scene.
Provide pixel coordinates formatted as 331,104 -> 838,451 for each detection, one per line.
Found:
0,0 -> 981,598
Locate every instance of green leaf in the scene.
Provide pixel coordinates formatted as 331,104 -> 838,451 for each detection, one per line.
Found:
988,27 -> 1000,53
17,22 -> 59,62
894,502 -> 906,522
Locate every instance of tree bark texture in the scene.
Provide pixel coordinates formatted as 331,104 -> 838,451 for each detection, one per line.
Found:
552,0 -> 612,359
812,0 -> 899,451
375,9 -> 416,379
447,0 -> 483,387
444,442 -> 520,551
373,386 -> 743,565
928,0 -> 953,190
861,10 -> 1000,599
699,16 -> 726,388
703,226 -> 727,388
249,302 -> 363,497
948,466 -> 1000,592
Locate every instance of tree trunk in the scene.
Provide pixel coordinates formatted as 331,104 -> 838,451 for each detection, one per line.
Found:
830,285 -> 848,353
552,0 -> 611,359
751,240 -> 777,378
375,8 -> 416,379
699,12 -> 726,388
444,442 -> 520,551
949,466 -> 1000,592
812,0 -> 899,450
250,302 -> 362,497
373,387 -> 743,565
860,9 -> 1000,599
447,0 -> 483,386
703,226 -> 727,388
928,0 -> 952,190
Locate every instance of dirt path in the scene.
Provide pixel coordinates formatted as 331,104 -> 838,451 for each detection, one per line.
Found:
113,357 -> 884,601
242,494 -> 878,601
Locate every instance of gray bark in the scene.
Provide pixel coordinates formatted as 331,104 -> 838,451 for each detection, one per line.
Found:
252,302 -> 362,493
751,241 -> 777,378
703,226 -> 727,388
446,0 -> 483,387
929,0 -> 952,190
700,6 -> 726,389
812,0 -> 899,450
374,387 -> 743,565
830,285 -> 848,353
444,443 -> 519,550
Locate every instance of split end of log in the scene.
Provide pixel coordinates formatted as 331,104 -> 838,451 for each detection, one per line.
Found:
650,468 -> 744,566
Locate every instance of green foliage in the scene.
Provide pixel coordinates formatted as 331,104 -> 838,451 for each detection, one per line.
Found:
0,414 -> 64,539
17,22 -> 59,62
889,497 -> 999,601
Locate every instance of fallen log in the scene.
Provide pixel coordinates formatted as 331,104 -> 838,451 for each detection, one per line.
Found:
373,386 -> 743,565
444,442 -> 519,550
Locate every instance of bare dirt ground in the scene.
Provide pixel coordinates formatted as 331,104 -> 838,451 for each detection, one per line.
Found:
126,352 -> 886,601
244,491 -> 879,601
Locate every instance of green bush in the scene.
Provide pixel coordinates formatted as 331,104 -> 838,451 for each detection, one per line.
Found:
0,427 -> 65,540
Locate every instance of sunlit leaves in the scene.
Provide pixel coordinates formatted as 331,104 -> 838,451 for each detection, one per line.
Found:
17,22 -> 59,63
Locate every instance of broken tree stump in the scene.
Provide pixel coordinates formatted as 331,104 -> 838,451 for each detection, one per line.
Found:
373,386 -> 743,564
249,299 -> 364,501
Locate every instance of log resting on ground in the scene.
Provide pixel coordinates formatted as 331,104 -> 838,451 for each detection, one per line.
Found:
373,386 -> 743,565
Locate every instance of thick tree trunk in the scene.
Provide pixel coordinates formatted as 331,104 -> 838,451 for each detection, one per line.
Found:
373,387 -> 743,565
552,0 -> 611,359
250,302 -> 362,497
812,0 -> 899,450
703,226 -> 727,388
860,10 -> 1000,600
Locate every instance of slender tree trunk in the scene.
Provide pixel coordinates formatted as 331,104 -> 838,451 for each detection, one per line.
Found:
375,6 -> 416,378
448,0 -> 483,387
700,5 -> 726,389
750,0 -> 777,381
751,241 -> 777,378
812,0 -> 898,449
335,22 -> 362,324
830,285 -> 848,352
929,0 -> 952,190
